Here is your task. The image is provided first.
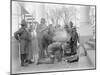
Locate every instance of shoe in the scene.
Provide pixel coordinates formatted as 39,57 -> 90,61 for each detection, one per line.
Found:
67,56 -> 79,63
35,62 -> 40,65
28,60 -> 34,64
25,60 -> 29,63
25,60 -> 33,64
50,58 -> 54,64
21,63 -> 28,67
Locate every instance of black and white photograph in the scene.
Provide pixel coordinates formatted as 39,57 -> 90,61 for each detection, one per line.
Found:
11,0 -> 96,74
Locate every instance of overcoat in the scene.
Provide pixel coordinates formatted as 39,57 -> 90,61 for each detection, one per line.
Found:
14,27 -> 29,54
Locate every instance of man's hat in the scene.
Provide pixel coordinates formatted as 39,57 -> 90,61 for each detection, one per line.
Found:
21,19 -> 27,26
40,18 -> 46,23
64,24 -> 69,29
69,21 -> 73,28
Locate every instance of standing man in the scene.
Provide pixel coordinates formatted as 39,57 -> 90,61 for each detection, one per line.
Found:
68,26 -> 80,63
42,25 -> 54,57
64,22 -> 80,63
36,18 -> 47,60
68,21 -> 79,55
14,19 -> 29,66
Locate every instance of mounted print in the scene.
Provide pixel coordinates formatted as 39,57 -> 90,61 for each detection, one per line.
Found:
11,0 -> 96,74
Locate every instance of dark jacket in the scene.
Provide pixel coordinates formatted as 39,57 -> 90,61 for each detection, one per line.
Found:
14,27 -> 29,54
70,31 -> 79,55
14,28 -> 29,41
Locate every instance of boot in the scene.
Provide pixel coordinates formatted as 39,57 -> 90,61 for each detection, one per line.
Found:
27,60 -> 34,64
21,54 -> 24,66
67,56 -> 79,63
21,54 -> 28,67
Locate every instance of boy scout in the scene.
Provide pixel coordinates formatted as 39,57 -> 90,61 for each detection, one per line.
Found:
14,19 -> 29,66
64,23 -> 79,63
68,26 -> 80,63
47,42 -> 62,63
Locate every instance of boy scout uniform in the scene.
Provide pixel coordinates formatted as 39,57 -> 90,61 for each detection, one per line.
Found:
47,42 -> 62,63
70,27 -> 79,55
64,24 -> 79,63
67,27 -> 79,63
14,20 -> 29,66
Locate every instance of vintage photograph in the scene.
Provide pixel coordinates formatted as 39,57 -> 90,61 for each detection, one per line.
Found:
11,0 -> 96,74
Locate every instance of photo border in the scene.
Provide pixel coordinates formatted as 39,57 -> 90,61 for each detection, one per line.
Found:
10,0 -> 96,74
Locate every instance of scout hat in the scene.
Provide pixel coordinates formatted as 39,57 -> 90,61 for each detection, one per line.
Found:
40,18 -> 46,24
21,19 -> 27,26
